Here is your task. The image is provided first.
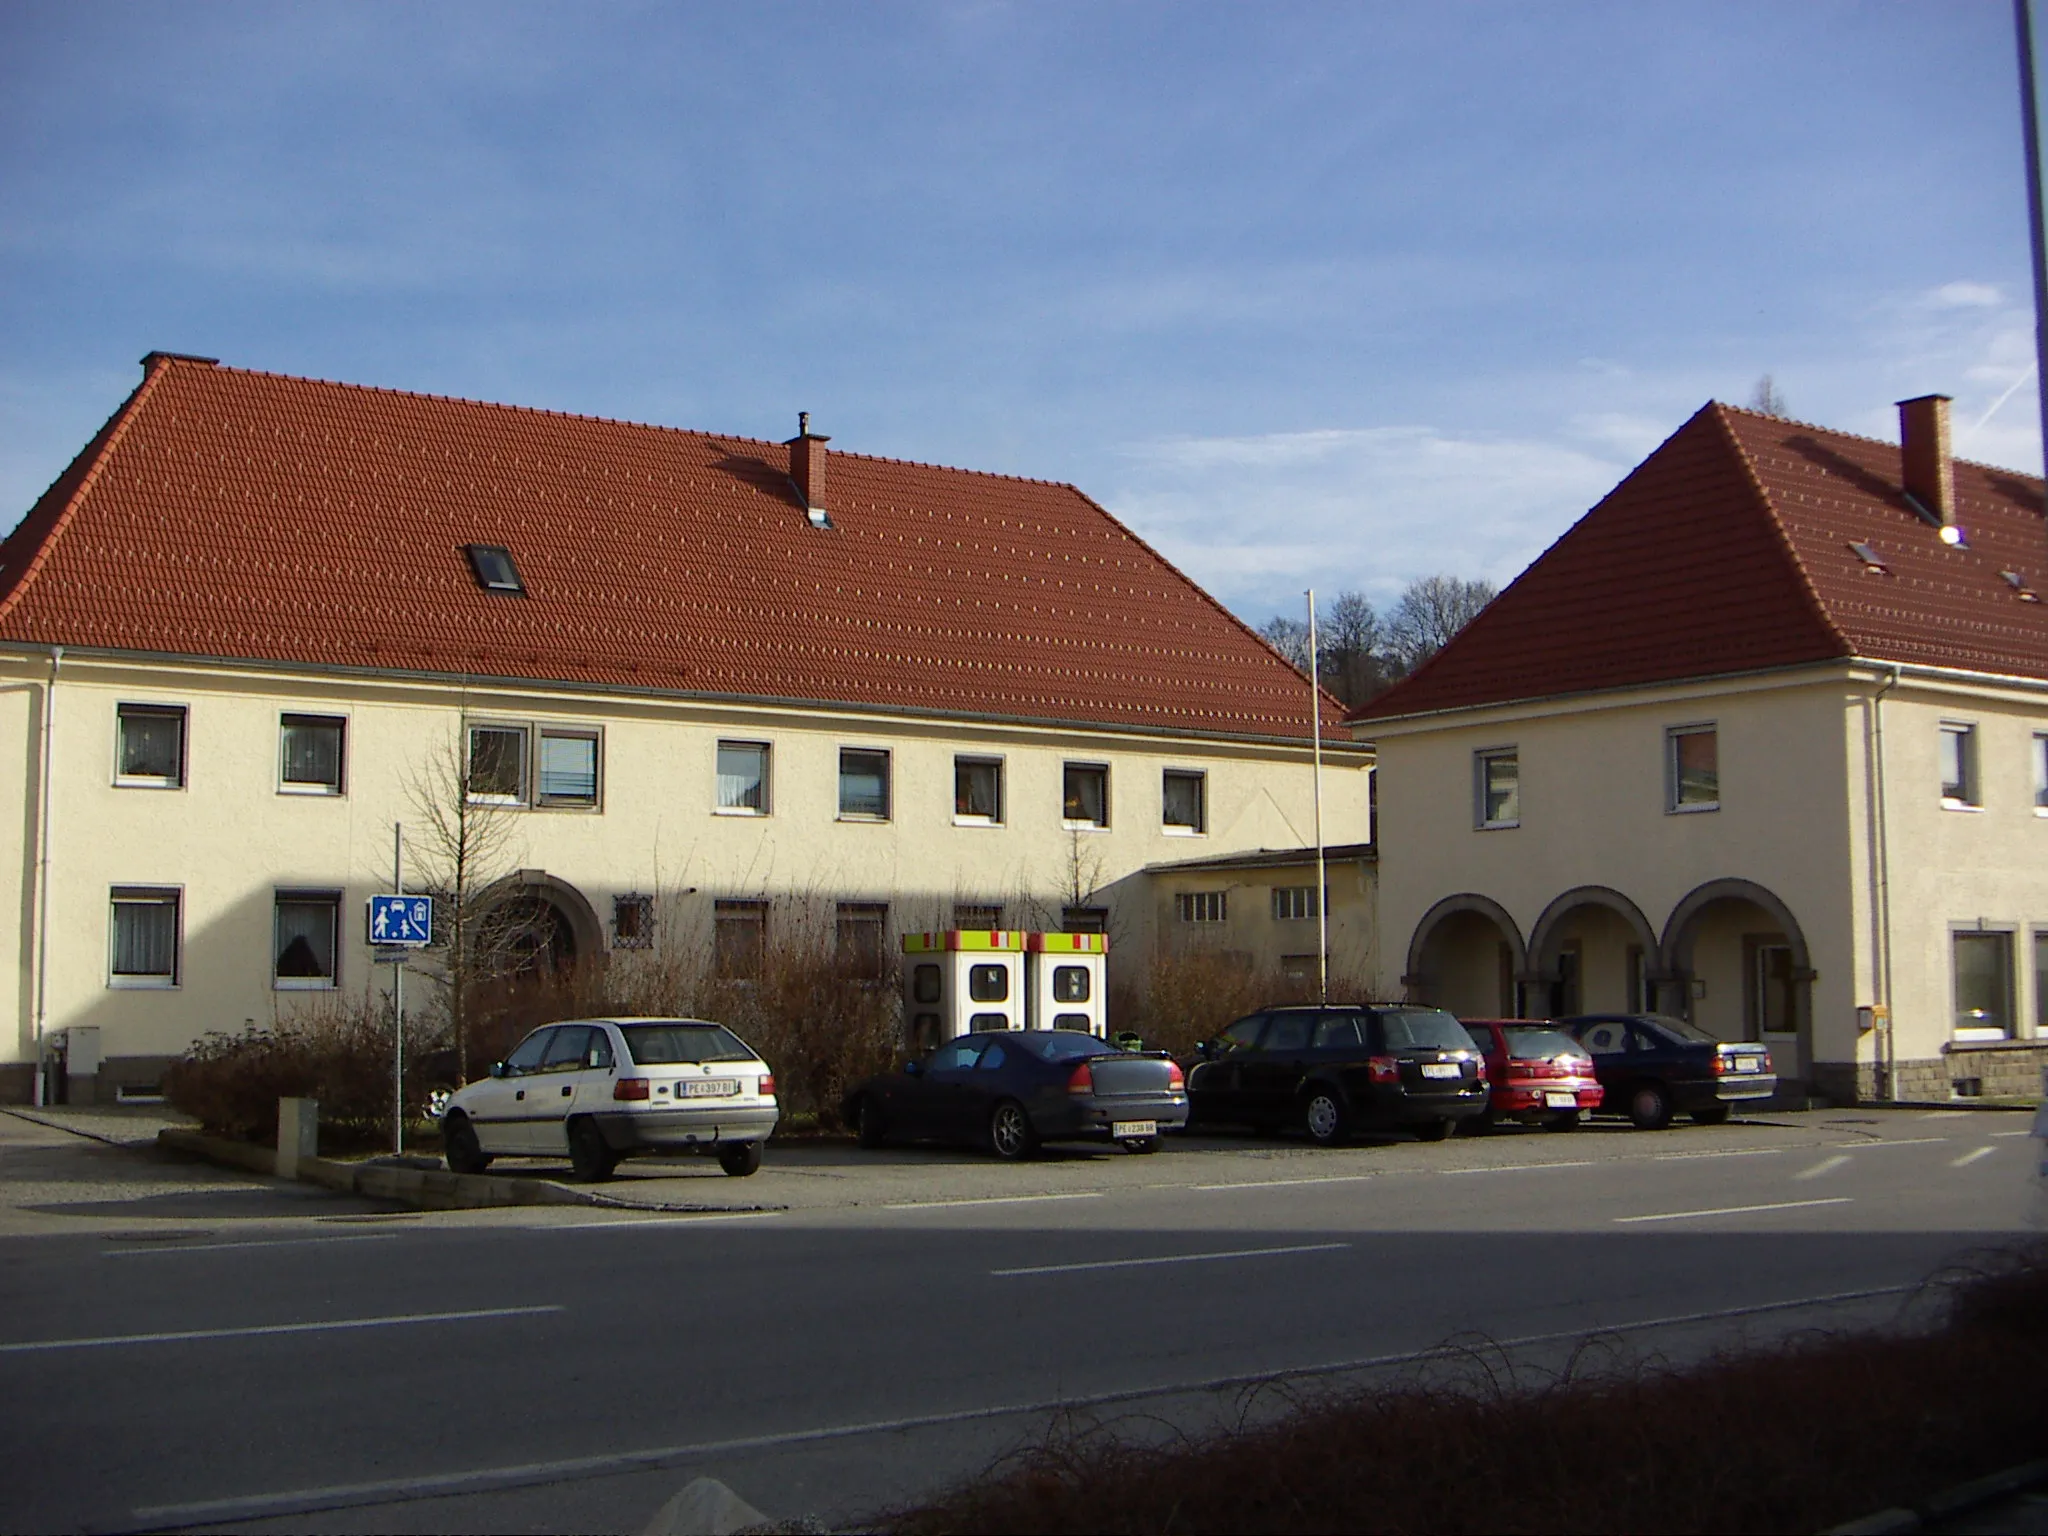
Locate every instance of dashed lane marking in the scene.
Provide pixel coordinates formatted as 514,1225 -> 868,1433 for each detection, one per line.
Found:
103,1234 -> 402,1258
993,1242 -> 1350,1277
1192,1174 -> 1379,1192
882,1192 -> 1104,1211
1794,1155 -> 1852,1181
1829,1136 -> 1947,1149
1949,1146 -> 1996,1168
1614,1197 -> 1853,1225
1649,1147 -> 1786,1162
1441,1161 -> 1597,1176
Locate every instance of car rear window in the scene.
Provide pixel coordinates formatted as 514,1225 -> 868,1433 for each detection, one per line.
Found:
1638,1013 -> 1718,1045
619,1023 -> 756,1065
1016,1030 -> 1113,1062
1378,1009 -> 1475,1051
1502,1027 -> 1584,1059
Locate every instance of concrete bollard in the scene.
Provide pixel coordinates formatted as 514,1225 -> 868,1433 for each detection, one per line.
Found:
276,1097 -> 319,1179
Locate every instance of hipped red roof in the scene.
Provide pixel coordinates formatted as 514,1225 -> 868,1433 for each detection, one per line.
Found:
1353,402 -> 2048,722
0,357 -> 1341,740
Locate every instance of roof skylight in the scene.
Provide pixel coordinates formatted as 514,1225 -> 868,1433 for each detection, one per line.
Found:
2000,570 -> 2041,603
464,544 -> 526,595
1848,541 -> 1890,574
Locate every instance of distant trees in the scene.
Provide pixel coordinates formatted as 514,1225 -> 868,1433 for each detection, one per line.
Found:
1259,573 -> 1498,709
1749,375 -> 1788,417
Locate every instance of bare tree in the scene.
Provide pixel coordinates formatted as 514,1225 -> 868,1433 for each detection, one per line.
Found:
1749,374 -> 1788,417
404,727 -> 523,1082
1387,574 -> 1498,674
1258,615 -> 1311,671
1318,589 -> 1391,706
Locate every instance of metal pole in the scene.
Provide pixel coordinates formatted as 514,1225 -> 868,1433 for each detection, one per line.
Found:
394,821 -> 404,1156
1306,591 -> 1328,1005
2018,0 -> 2048,487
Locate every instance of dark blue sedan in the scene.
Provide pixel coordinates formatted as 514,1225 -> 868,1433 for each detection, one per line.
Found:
842,1030 -> 1189,1159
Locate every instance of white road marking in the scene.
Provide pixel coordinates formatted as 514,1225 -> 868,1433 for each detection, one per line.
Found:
1649,1147 -> 1786,1162
536,1212 -> 779,1231
1793,1155 -> 1851,1181
1192,1174 -> 1378,1191
1830,1136 -> 1946,1149
1614,1197 -> 1853,1225
1920,1108 -> 1966,1118
103,1234 -> 402,1258
1949,1146 -> 1996,1168
882,1192 -> 1104,1211
1441,1160 -> 1596,1176
125,1283 -> 1918,1530
0,1304 -> 561,1355
993,1242 -> 1349,1277
1991,1130 -> 2032,1139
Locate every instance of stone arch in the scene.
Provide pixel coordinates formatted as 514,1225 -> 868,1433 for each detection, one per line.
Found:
1523,886 -> 1665,1020
1660,878 -> 1811,976
1527,886 -> 1660,971
1404,894 -> 1527,1016
478,869 -> 606,974
1659,878 -> 1814,1084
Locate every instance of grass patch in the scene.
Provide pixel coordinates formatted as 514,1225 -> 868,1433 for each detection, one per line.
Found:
883,1245 -> 2048,1535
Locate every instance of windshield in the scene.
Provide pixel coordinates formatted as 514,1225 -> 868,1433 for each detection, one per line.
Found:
1016,1030 -> 1115,1062
620,1023 -> 756,1065
1378,1009 -> 1475,1052
1502,1027 -> 1586,1060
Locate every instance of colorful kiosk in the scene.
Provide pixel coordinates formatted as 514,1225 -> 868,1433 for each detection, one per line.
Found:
901,930 -> 1026,1051
1025,931 -> 1109,1038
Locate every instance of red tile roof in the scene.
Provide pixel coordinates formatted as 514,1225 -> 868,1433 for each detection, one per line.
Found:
0,356 -> 1341,740
1352,402 -> 2048,722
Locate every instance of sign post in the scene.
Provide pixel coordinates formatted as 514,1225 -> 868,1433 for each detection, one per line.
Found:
368,840 -> 432,1156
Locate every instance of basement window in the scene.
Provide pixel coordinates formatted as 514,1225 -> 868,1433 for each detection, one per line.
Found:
465,544 -> 526,594
1848,542 -> 1890,574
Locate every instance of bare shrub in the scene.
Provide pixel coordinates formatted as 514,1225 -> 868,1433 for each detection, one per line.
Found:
1125,947 -> 1375,1056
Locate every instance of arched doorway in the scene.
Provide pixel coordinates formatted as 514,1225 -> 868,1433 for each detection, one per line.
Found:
470,871 -> 607,1059
1660,878 -> 1813,1091
1405,895 -> 1526,1017
1525,886 -> 1663,1021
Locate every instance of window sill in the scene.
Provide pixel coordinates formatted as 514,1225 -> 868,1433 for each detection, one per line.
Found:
1477,820 -> 1520,831
113,778 -> 183,791
1062,820 -> 1110,833
279,783 -> 343,797
1162,825 -> 1206,837
535,800 -> 602,813
274,979 -> 337,991
109,976 -> 178,990
1667,802 -> 1720,815
714,806 -> 770,818
467,795 -> 526,808
953,816 -> 1004,828
836,813 -> 891,824
1940,800 -> 1984,813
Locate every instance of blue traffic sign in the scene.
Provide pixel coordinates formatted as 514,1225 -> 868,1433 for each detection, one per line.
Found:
369,894 -> 434,947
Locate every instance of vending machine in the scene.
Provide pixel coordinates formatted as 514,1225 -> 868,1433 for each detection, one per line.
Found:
1025,931 -> 1109,1036
901,930 -> 1027,1049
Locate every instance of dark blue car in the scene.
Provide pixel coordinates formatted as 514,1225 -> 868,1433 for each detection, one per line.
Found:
842,1029 -> 1189,1159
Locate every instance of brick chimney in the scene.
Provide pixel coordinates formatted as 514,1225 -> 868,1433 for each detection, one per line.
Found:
1897,394 -> 1955,526
786,412 -> 830,517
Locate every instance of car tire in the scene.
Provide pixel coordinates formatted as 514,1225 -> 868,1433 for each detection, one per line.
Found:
989,1100 -> 1039,1161
1545,1111 -> 1583,1132
443,1113 -> 492,1175
855,1095 -> 889,1149
1628,1082 -> 1674,1131
1690,1104 -> 1731,1126
1413,1119 -> 1454,1143
567,1117 -> 619,1182
1123,1136 -> 1159,1154
1303,1089 -> 1349,1147
718,1141 -> 763,1177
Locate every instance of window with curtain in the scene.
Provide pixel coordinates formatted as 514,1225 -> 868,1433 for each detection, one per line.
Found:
116,704 -> 185,786
467,724 -> 528,803
1163,769 -> 1206,832
274,894 -> 339,988
110,889 -> 180,985
838,748 -> 890,819
280,715 -> 345,794
717,742 -> 770,813
1063,763 -> 1108,827
537,729 -> 599,807
954,757 -> 1003,822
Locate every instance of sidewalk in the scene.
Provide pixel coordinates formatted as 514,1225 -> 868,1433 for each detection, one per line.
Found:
2,1101 -> 196,1147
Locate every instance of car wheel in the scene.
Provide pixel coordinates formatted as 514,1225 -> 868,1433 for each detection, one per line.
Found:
989,1100 -> 1039,1161
1413,1119 -> 1454,1142
443,1113 -> 492,1175
1545,1111 -> 1582,1132
855,1095 -> 889,1149
1628,1082 -> 1674,1131
1303,1090 -> 1349,1147
718,1141 -> 763,1177
1690,1104 -> 1731,1126
567,1117 -> 618,1182
1122,1136 -> 1159,1154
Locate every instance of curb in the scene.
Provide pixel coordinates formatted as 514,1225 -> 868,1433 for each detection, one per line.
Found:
156,1129 -> 780,1215
1823,1458 -> 2048,1534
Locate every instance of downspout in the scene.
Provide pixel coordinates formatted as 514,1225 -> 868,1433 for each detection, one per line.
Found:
1870,664 -> 1899,1102
32,645 -> 61,1105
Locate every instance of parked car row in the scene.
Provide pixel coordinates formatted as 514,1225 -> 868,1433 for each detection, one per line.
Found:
434,1005 -> 1776,1178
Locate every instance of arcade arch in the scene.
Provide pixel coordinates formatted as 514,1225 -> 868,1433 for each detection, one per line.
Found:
1404,894 -> 1525,1017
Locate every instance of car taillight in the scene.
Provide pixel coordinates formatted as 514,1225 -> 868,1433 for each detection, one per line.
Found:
1367,1055 -> 1400,1084
614,1077 -> 650,1101
758,1074 -> 775,1099
1067,1062 -> 1095,1095
1760,1050 -> 1772,1073
1166,1061 -> 1185,1091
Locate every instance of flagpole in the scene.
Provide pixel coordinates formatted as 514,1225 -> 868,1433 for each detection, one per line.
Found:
1307,591 -> 1328,1005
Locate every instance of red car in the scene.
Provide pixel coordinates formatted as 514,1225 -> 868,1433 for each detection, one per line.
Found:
1459,1019 -> 1603,1131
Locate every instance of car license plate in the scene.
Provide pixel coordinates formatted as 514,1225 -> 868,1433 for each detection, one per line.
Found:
1545,1091 -> 1577,1108
1420,1062 -> 1460,1079
1733,1058 -> 1760,1073
1112,1120 -> 1157,1138
683,1078 -> 739,1098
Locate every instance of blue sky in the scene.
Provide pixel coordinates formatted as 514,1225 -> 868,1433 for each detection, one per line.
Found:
1,1 -> 2037,625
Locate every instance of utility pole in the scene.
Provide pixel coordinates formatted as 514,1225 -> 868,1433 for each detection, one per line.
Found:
1307,590 -> 1329,1005
2018,0 -> 2048,489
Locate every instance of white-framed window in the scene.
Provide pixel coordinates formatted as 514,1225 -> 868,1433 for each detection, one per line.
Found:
280,714 -> 346,795
838,747 -> 891,820
274,891 -> 340,989
1952,927 -> 2015,1040
467,723 -> 529,804
713,898 -> 768,977
1940,723 -> 1979,808
1063,762 -> 1109,829
612,893 -> 654,950
1175,890 -> 1227,924
954,756 -> 1003,825
2031,732 -> 2046,815
1666,724 -> 1718,813
1163,769 -> 1207,833
1272,885 -> 1322,921
1474,748 -> 1519,829
115,703 -> 186,788
110,887 -> 181,987
716,741 -> 771,815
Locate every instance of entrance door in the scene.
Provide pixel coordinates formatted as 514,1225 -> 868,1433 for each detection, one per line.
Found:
1746,937 -> 1806,1085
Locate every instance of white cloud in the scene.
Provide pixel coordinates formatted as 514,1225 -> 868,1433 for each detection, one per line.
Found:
1930,281 -> 2003,309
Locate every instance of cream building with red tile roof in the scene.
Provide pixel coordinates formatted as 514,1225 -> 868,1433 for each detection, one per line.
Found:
1354,396 -> 2048,1105
0,353 -> 1370,1102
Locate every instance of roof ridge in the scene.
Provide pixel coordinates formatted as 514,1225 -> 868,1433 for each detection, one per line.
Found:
1705,402 -> 1856,657
1718,398 -> 2044,483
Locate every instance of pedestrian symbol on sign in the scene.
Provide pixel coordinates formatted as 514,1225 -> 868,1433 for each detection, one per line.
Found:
368,894 -> 434,947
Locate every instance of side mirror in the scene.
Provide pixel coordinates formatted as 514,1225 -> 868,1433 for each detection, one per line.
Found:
487,1061 -> 506,1078
903,1059 -> 924,1078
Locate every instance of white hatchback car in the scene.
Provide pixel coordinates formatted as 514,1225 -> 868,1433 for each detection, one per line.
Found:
439,1017 -> 778,1181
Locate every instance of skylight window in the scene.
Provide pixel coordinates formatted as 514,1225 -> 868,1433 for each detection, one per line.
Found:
1848,541 -> 1890,574
2001,570 -> 2042,603
465,544 -> 525,594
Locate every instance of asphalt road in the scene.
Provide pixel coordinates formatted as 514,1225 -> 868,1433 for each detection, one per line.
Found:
2,1106 -> 2042,1534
